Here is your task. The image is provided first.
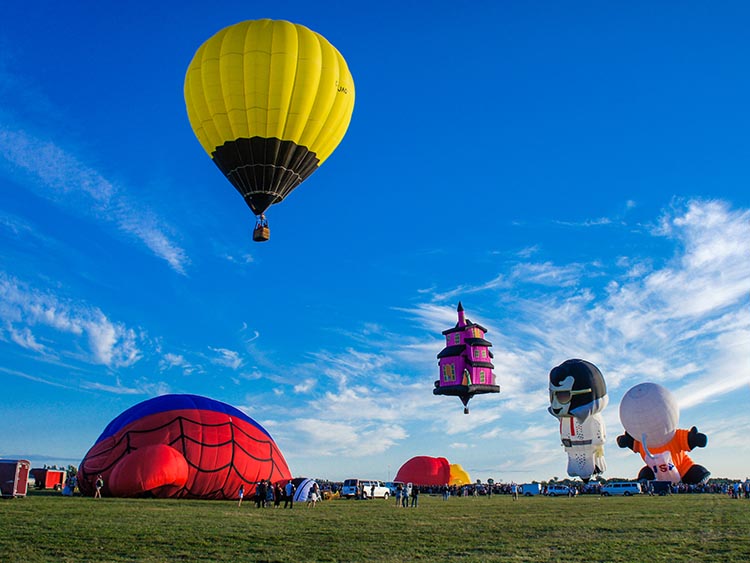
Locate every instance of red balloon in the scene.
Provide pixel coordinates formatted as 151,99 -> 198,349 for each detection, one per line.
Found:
395,456 -> 451,486
78,394 -> 291,499
108,444 -> 189,496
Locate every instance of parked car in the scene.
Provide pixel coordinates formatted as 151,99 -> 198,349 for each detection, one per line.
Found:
545,484 -> 572,497
341,478 -> 390,499
601,482 -> 642,496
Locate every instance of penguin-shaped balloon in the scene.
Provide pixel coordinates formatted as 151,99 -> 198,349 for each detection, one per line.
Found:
548,359 -> 608,482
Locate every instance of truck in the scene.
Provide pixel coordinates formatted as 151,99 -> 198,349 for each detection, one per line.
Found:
521,483 -> 541,496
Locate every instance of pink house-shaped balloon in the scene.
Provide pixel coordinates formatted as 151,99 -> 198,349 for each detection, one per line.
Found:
433,302 -> 500,413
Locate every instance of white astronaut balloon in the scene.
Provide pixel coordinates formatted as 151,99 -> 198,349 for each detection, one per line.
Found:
548,359 -> 608,482
617,382 -> 710,484
619,382 -> 678,447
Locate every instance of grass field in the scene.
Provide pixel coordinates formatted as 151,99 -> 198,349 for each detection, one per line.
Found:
1,491 -> 748,562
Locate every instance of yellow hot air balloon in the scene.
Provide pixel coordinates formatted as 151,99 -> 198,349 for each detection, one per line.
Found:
184,19 -> 355,241
449,463 -> 471,486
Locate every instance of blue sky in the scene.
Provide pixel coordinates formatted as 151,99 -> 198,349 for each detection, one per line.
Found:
1,1 -> 749,483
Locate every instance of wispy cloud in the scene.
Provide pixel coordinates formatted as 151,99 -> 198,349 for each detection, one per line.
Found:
0,366 -> 77,390
288,417 -> 408,457
80,378 -> 171,396
224,253 -> 255,264
554,217 -> 613,227
421,199 -> 750,412
159,352 -> 199,375
0,272 -> 142,367
428,274 -> 507,302
0,128 -> 189,274
510,261 -> 584,287
208,346 -> 243,370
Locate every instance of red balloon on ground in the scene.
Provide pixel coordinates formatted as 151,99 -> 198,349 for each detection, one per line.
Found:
78,394 -> 291,499
395,456 -> 451,486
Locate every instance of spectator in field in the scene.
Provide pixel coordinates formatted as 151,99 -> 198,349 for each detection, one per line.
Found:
442,484 -> 449,501
307,483 -> 320,508
370,483 -> 375,500
411,486 -> 419,507
238,484 -> 245,507
395,484 -> 403,507
94,474 -> 104,499
255,480 -> 267,508
284,480 -> 296,509
274,482 -> 283,508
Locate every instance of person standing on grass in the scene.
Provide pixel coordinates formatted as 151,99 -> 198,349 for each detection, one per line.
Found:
307,483 -> 320,508
411,485 -> 419,507
94,474 -> 104,499
238,484 -> 245,507
255,480 -> 267,508
395,484 -> 402,507
284,480 -> 295,509
274,482 -> 283,508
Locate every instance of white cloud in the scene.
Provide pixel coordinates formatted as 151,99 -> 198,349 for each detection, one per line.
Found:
8,325 -> 45,352
80,378 -> 171,396
288,417 -> 408,457
429,274 -> 507,303
510,261 -> 583,287
433,199 -> 750,411
208,346 -> 243,370
0,365 -> 76,389
393,303 -> 462,334
0,272 -> 142,367
159,352 -> 199,375
0,128 -> 189,274
293,378 -> 316,393
224,253 -> 255,264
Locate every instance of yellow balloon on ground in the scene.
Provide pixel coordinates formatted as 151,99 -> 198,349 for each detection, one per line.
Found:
184,19 -> 355,226
449,463 -> 471,486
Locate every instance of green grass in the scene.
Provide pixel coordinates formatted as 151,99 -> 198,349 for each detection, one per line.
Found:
1,492 -> 749,562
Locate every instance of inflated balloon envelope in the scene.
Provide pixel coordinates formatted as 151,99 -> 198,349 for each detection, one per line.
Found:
77,394 -> 291,499
617,382 -> 710,485
184,19 -> 355,241
395,456 -> 472,486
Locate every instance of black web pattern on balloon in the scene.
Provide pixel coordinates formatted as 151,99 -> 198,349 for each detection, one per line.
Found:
80,415 -> 287,499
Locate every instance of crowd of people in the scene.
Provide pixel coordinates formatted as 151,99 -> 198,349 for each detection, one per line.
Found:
54,471 -> 750,502
241,479 -> 322,509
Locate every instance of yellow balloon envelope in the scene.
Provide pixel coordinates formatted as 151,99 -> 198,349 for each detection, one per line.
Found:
449,463 -> 471,486
184,19 -> 355,219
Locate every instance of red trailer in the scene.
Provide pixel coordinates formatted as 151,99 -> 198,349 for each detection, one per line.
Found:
30,468 -> 66,490
0,459 -> 31,498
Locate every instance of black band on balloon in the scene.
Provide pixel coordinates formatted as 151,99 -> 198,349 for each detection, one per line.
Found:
212,137 -> 320,215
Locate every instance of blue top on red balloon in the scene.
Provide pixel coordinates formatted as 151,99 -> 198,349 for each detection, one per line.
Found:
95,394 -> 270,443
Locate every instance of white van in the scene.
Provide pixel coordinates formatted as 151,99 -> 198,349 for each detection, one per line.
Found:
341,479 -> 390,499
601,482 -> 642,496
